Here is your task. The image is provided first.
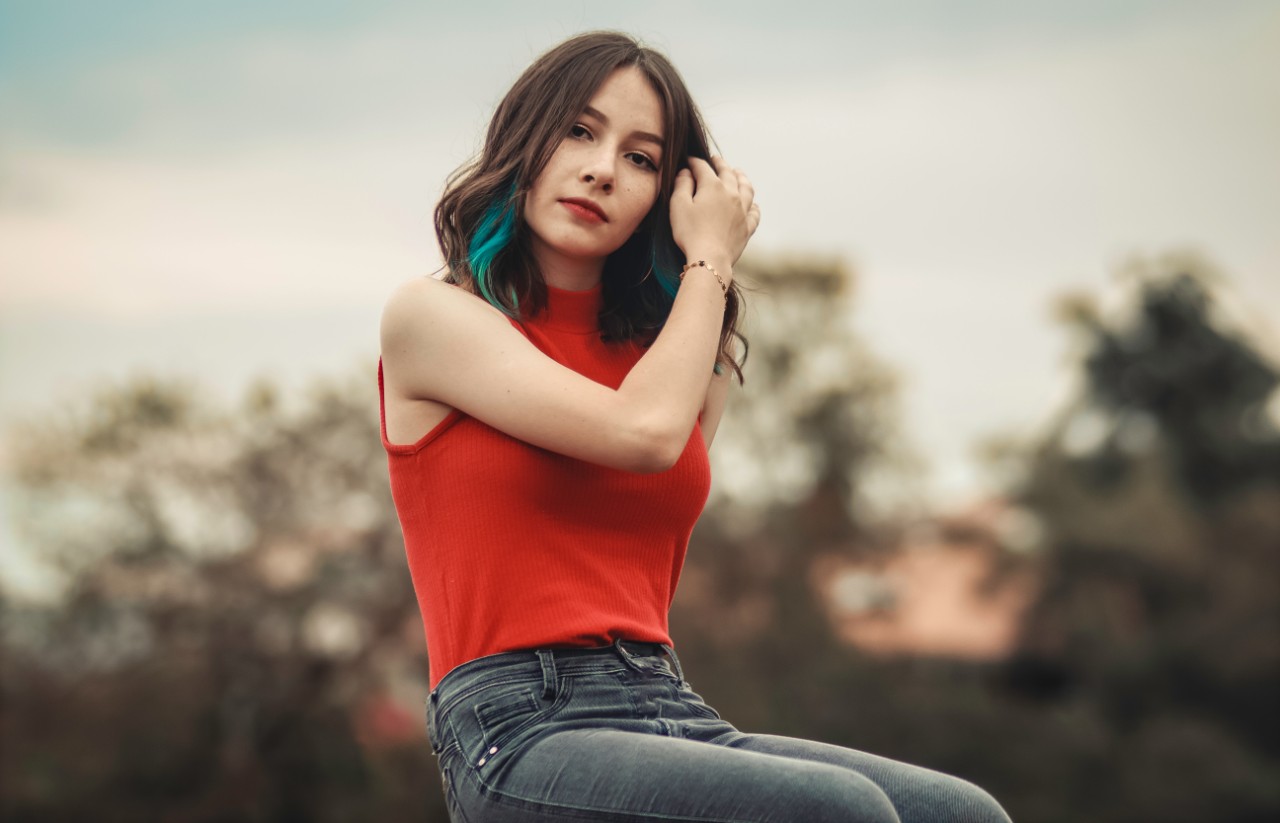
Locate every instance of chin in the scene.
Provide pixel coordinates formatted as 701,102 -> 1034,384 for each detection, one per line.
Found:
554,238 -> 625,261
529,222 -> 629,265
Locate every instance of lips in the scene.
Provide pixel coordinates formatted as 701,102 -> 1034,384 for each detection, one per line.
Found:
559,198 -> 608,222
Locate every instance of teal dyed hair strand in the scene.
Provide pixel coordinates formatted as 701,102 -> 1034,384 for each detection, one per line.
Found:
468,184 -> 519,312
651,244 -> 680,300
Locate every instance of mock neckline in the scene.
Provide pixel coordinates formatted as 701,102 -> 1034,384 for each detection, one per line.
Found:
531,282 -> 602,334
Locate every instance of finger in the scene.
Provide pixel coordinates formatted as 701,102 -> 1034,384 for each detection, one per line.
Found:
746,201 -> 761,235
672,167 -> 694,202
709,155 -> 739,195
735,169 -> 755,211
687,156 -> 717,192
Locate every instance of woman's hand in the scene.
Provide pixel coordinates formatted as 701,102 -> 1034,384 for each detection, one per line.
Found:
669,156 -> 760,271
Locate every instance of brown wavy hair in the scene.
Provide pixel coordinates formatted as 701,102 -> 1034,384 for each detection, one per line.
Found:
434,30 -> 747,383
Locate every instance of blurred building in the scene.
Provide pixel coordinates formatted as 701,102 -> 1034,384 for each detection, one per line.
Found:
816,499 -> 1042,660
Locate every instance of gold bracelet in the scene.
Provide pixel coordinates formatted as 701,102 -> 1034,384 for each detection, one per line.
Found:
678,260 -> 728,296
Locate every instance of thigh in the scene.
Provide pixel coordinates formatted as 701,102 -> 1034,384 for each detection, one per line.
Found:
727,734 -> 1011,823
450,727 -> 902,823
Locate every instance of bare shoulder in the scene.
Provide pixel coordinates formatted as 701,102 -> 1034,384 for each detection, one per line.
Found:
380,274 -> 528,407
381,275 -> 514,361
381,274 -> 508,335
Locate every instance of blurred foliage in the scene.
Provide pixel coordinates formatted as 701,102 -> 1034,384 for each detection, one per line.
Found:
2,254 -> 1277,822
2,373 -> 440,821
992,257 -> 1280,822
706,257 -> 912,522
681,255 -> 1280,823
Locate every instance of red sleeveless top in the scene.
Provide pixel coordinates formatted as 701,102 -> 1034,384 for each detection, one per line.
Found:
378,282 -> 711,689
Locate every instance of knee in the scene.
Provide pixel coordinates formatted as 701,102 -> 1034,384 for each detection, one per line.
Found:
823,772 -> 902,823
940,776 -> 1013,823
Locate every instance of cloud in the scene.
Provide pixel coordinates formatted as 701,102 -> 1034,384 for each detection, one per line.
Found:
0,140 -> 447,316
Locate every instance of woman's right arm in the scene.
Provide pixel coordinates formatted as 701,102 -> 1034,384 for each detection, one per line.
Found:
380,157 -> 757,473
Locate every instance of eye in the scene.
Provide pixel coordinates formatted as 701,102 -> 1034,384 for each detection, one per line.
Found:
626,152 -> 658,172
569,123 -> 592,140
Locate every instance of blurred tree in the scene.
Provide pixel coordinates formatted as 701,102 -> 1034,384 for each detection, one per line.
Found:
701,257 -> 909,521
2,370 -> 445,821
1002,254 -> 1280,822
671,257 -> 914,725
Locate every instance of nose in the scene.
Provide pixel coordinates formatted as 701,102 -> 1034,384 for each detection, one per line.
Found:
580,147 -> 615,193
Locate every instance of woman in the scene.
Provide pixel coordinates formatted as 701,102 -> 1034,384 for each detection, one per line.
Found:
379,31 -> 1012,823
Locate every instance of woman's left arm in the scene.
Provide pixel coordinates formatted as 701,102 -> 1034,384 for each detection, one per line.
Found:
698,368 -> 732,449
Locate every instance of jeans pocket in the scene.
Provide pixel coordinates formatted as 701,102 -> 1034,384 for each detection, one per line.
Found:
475,688 -> 540,751
477,688 -> 540,727
467,677 -> 575,770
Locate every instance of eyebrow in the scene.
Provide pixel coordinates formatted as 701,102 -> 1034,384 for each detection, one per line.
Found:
582,105 -> 665,148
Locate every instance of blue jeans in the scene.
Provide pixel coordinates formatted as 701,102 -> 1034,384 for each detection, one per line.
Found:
426,640 -> 1013,822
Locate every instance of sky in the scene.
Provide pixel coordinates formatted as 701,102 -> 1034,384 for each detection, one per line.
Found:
2,0 -> 1278,591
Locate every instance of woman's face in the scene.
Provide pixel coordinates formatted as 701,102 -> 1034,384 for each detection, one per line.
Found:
524,66 -> 665,275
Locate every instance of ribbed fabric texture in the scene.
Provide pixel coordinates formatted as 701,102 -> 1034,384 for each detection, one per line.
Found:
378,283 -> 711,689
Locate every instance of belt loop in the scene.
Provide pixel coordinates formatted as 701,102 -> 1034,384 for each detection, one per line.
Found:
537,650 -> 558,700
425,690 -> 442,754
663,643 -> 688,688
612,638 -> 646,673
